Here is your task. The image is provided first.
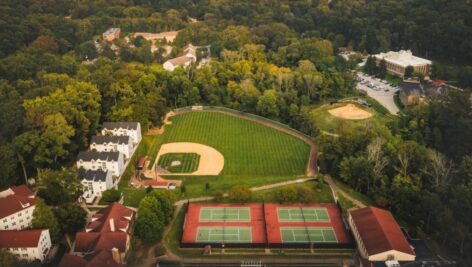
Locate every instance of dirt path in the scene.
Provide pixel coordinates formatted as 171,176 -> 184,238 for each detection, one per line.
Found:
176,109 -> 318,177
323,175 -> 366,208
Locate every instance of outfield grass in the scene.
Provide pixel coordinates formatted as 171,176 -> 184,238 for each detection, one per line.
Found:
161,112 -> 310,176
157,153 -> 200,173
252,180 -> 334,203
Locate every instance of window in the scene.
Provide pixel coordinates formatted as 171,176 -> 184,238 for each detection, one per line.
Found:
13,248 -> 19,251
12,222 -> 16,226
23,254 -> 28,257
22,248 -> 26,251
18,212 -> 22,216
2,219 -> 6,223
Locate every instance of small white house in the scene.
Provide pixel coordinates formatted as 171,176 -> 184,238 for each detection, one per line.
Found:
90,135 -> 134,159
0,185 -> 36,231
101,122 -> 142,145
0,229 -> 52,262
77,151 -> 125,177
78,169 -> 115,204
163,44 -> 197,72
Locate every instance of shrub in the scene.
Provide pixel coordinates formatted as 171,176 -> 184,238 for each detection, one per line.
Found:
101,189 -> 121,203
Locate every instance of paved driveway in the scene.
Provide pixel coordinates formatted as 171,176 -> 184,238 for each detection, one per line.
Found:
356,72 -> 399,115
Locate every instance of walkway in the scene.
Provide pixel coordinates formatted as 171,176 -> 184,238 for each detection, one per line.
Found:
323,175 -> 366,208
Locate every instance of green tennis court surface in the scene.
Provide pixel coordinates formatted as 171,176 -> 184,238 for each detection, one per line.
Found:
277,207 -> 330,222
196,227 -> 252,243
281,227 -> 337,243
199,207 -> 250,222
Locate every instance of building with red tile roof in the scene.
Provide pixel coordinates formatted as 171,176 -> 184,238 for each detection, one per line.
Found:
70,202 -> 135,265
59,249 -> 124,267
348,206 -> 415,263
0,229 -> 51,262
0,185 -> 36,230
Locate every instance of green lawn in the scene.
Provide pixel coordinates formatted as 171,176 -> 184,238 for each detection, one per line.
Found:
310,103 -> 379,135
252,180 -> 334,203
161,112 -> 310,176
120,111 -> 312,206
157,153 -> 200,173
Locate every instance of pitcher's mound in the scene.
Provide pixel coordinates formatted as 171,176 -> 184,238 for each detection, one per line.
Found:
328,103 -> 373,120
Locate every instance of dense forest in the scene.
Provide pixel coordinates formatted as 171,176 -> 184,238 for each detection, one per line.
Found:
0,0 -> 471,265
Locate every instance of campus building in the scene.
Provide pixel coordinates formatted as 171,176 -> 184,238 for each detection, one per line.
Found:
103,28 -> 121,42
163,44 -> 197,72
68,202 -> 135,265
373,50 -> 431,78
90,135 -> 134,159
0,185 -> 36,230
133,31 -> 179,44
101,122 -> 142,145
77,151 -> 125,177
0,229 -> 52,262
348,207 -> 415,266
78,169 -> 115,204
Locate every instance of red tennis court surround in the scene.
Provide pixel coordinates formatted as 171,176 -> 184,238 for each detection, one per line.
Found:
181,203 -> 266,246
181,202 -> 352,248
264,203 -> 351,245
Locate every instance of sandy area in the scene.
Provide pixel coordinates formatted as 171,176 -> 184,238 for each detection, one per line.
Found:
153,142 -> 224,175
328,103 -> 373,120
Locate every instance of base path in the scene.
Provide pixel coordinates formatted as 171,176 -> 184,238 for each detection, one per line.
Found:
154,142 -> 224,176
174,109 -> 318,177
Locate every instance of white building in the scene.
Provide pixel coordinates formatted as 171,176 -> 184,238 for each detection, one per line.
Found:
0,185 -> 36,231
103,28 -> 121,42
77,151 -> 125,177
0,229 -> 52,262
78,169 -> 115,204
163,44 -> 197,72
101,122 -> 142,146
90,135 -> 134,159
373,50 -> 432,77
133,31 -> 179,44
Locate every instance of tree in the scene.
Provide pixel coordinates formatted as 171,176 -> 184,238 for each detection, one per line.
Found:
135,196 -> 164,244
36,168 -> 83,205
256,89 -> 279,118
366,137 -> 389,192
404,65 -> 414,78
29,36 -> 59,54
32,199 -> 61,243
54,204 -> 87,235
274,186 -> 298,203
377,59 -> 387,78
75,41 -> 97,60
228,185 -> 252,202
151,190 -> 176,224
364,56 -> 377,75
101,188 -> 121,203
0,144 -> 19,189
0,250 -> 20,267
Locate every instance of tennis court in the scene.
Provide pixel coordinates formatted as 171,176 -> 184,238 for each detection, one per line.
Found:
199,207 -> 250,222
277,207 -> 330,222
196,227 -> 252,243
280,227 -> 337,243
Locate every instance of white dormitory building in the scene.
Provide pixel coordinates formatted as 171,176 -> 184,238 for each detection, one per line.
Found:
77,151 -> 125,177
101,122 -> 142,146
0,229 -> 52,263
0,185 -> 36,231
373,50 -> 432,78
163,44 -> 198,72
133,31 -> 179,44
90,135 -> 134,159
78,169 -> 115,204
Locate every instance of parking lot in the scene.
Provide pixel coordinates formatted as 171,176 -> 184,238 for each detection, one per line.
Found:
356,72 -> 400,115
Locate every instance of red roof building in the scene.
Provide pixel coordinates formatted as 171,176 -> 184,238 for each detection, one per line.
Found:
59,249 -> 124,267
0,229 -> 52,262
70,202 -> 135,265
348,207 -> 415,263
0,185 -> 36,230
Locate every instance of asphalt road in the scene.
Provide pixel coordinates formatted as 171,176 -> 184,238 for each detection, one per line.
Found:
356,72 -> 400,115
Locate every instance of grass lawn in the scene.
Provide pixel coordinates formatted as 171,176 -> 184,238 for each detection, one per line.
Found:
385,74 -> 402,87
309,102 -> 388,135
161,112 -> 310,176
157,153 -> 200,173
120,111 -> 312,206
251,180 -> 334,203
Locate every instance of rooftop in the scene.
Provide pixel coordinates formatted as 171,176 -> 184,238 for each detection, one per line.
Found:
374,50 -> 431,67
0,185 -> 36,219
91,135 -> 131,145
102,122 -> 139,131
0,229 -> 45,248
77,151 -> 120,162
103,28 -> 120,35
167,55 -> 194,67
78,169 -> 110,182
349,206 -> 415,257
60,249 -> 124,267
